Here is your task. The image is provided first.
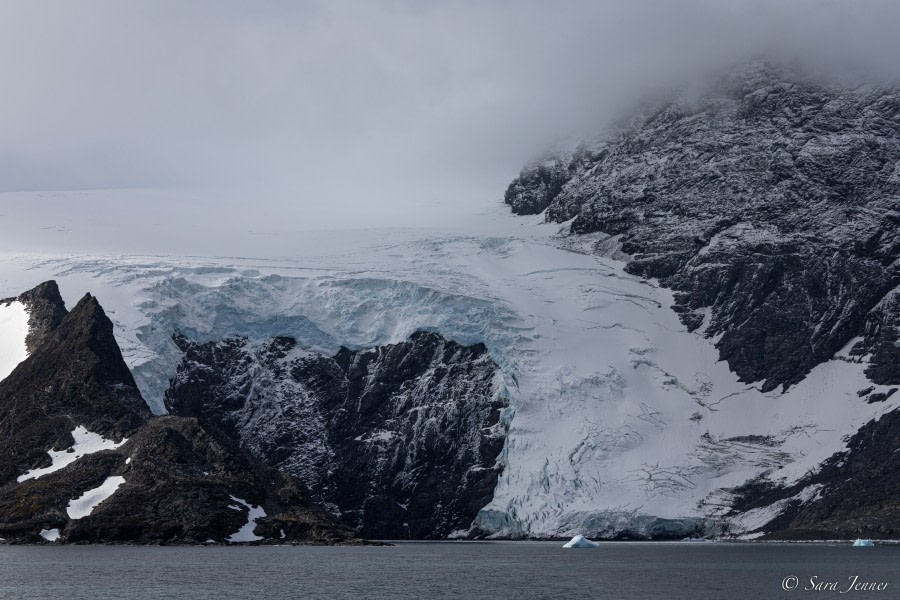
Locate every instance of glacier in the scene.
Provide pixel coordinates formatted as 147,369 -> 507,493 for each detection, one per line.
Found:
0,206 -> 894,539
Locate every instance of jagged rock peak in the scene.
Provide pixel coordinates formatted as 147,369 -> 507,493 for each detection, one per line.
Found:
0,283 -> 365,545
0,284 -> 149,484
1,280 -> 67,353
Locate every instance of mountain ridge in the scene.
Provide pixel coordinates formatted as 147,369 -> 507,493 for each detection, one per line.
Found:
0,281 -> 364,545
505,61 -> 900,393
503,61 -> 900,539
165,330 -> 508,539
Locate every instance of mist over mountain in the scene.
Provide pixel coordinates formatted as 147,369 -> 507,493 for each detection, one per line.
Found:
4,1 -> 900,253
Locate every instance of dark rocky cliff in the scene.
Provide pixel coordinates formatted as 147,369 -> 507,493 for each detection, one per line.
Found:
0,282 -> 361,545
165,331 -> 509,539
0,292 -> 149,486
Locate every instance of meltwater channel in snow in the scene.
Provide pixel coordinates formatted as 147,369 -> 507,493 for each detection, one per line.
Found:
0,300 -> 29,382
0,205 -> 896,539
17,426 -> 128,482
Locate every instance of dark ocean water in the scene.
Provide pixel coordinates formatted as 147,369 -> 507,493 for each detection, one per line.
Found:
0,541 -> 897,599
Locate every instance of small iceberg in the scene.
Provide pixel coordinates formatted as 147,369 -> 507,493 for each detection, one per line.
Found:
563,534 -> 600,548
852,539 -> 875,547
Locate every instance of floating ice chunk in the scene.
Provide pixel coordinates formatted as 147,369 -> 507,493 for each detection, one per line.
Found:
853,539 -> 875,547
563,534 -> 600,548
67,476 -> 126,519
226,496 -> 267,542
0,300 -> 29,383
17,426 -> 128,482
39,528 -> 60,542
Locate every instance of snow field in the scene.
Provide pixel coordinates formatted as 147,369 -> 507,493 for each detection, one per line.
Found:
0,210 -> 892,537
0,300 -> 29,382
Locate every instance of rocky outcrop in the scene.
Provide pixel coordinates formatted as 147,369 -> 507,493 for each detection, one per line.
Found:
502,61 -> 900,538
857,288 -> 900,385
0,282 -> 361,545
165,331 -> 509,539
727,408 -> 900,540
1,416 -> 357,545
505,62 -> 900,392
1,280 -> 68,353
504,156 -> 582,215
0,291 -> 149,486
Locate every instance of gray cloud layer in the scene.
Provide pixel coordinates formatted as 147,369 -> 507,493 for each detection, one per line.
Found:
0,0 -> 899,252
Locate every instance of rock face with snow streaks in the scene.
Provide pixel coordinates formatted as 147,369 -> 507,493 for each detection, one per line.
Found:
727,407 -> 900,540
505,62 -> 900,393
165,330 -> 509,539
503,62 -> 900,538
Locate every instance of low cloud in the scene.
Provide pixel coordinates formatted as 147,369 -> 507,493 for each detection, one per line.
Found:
0,0 -> 897,249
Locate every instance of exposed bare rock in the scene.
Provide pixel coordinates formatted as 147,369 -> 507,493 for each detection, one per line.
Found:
165,331 -> 509,539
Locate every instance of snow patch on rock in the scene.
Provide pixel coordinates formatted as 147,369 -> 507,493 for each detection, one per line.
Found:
17,426 -> 128,482
66,476 -> 125,519
227,496 -> 266,543
726,484 -> 824,535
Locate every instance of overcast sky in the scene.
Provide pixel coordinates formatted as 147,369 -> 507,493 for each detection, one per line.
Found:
0,0 -> 899,254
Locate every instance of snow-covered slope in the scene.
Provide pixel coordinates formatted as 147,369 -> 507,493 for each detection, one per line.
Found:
0,300 -> 29,382
499,61 -> 900,538
0,203 -> 891,538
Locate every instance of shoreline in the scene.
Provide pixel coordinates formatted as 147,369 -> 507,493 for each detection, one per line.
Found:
3,538 -> 897,547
